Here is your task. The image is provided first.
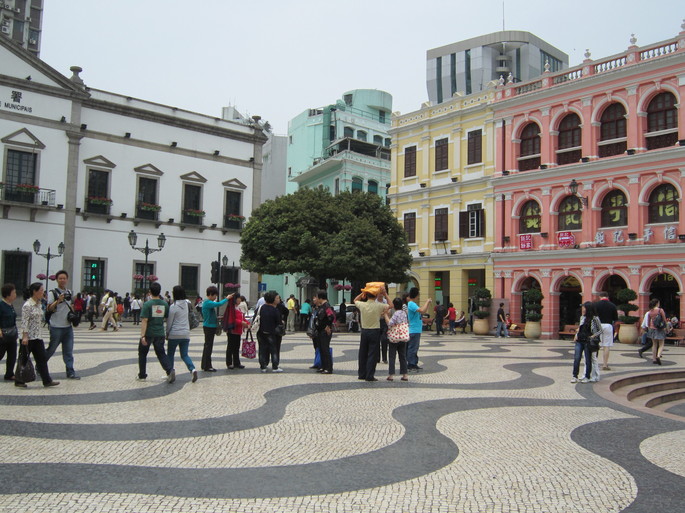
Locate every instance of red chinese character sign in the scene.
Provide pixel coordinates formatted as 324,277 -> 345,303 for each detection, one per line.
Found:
519,234 -> 533,250
557,231 -> 575,248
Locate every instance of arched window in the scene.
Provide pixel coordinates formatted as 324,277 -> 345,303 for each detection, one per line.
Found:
558,196 -> 582,231
556,113 -> 581,165
357,130 -> 367,142
599,103 -> 627,157
646,92 -> 678,150
368,180 -> 378,195
519,200 -> 541,233
518,123 -> 541,171
648,183 -> 679,223
601,190 -> 627,227
351,177 -> 363,192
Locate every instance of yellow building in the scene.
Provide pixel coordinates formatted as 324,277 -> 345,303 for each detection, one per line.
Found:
388,90 -> 496,313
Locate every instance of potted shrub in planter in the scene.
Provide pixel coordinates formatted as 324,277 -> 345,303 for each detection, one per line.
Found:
523,288 -> 544,339
616,288 -> 640,344
472,287 -> 492,335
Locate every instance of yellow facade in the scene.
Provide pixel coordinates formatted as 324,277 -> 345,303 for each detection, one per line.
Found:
388,91 -> 496,312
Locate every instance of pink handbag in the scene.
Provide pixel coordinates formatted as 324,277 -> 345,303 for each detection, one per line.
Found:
387,322 -> 410,343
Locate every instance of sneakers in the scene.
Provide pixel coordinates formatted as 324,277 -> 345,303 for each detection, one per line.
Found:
580,377 -> 590,383
167,370 -> 176,384
571,377 -> 578,383
273,368 -> 283,373
191,370 -> 198,383
260,368 -> 268,373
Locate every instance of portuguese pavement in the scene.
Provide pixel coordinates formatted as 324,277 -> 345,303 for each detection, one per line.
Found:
0,325 -> 683,512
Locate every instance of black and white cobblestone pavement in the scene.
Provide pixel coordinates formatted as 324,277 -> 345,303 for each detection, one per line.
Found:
0,326 -> 683,512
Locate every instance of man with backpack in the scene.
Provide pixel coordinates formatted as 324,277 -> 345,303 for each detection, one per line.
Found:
45,270 -> 79,380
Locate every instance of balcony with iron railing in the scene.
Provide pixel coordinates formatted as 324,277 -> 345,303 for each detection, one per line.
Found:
0,183 -> 56,206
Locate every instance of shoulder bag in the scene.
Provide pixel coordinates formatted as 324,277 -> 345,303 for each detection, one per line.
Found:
186,300 -> 200,330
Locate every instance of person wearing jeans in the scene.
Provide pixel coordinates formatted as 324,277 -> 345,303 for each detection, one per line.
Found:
571,302 -> 602,383
138,282 -> 174,383
495,303 -> 509,338
166,285 -> 198,383
45,270 -> 79,379
406,287 -> 432,371
385,297 -> 409,381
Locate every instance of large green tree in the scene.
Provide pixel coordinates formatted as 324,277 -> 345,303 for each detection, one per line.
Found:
240,188 -> 412,284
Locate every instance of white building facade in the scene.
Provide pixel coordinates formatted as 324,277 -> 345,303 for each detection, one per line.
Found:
0,37 -> 265,302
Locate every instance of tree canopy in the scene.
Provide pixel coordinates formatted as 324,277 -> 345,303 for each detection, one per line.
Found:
240,188 -> 412,284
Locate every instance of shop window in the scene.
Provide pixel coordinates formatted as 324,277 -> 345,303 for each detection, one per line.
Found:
648,184 -> 679,223
600,190 -> 627,227
519,200 -> 541,233
558,196 -> 582,231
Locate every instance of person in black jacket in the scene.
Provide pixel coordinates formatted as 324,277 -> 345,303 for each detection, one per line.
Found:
256,291 -> 285,373
313,290 -> 336,374
593,291 -> 618,371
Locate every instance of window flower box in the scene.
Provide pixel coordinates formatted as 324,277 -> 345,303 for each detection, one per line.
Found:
16,183 -> 39,194
184,209 -> 205,217
182,208 -> 205,225
224,214 -> 245,229
140,202 -> 162,212
88,196 -> 113,206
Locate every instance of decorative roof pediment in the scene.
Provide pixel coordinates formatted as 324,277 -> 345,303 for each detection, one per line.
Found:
83,155 -> 116,169
180,171 -> 207,183
1,128 -> 45,149
134,163 -> 164,176
222,178 -> 247,190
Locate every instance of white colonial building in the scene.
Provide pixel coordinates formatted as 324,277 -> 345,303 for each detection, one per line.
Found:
0,36 -> 266,302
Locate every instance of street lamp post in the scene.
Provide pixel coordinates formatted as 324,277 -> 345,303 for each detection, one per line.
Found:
128,230 -> 166,291
33,239 -> 64,292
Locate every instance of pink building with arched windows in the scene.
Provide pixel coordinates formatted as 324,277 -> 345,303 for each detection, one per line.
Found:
491,27 -> 685,338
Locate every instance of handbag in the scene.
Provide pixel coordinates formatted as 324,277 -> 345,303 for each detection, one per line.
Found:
241,330 -> 256,359
186,301 -> 200,330
387,322 -> 410,343
15,345 -> 36,383
275,324 -> 286,337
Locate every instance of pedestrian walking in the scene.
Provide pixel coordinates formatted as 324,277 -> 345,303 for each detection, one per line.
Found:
0,283 -> 18,381
138,282 -> 174,382
166,285 -> 197,383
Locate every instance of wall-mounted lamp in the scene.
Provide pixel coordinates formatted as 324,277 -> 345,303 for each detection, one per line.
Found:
540,232 -> 548,238
450,249 -> 457,255
569,179 -> 589,210
626,149 -> 636,155
213,150 -> 220,156
678,234 -> 685,241
249,157 -> 255,162
540,164 -> 548,170
120,213 -> 127,218
679,140 -> 685,146
60,116 -> 66,123
502,170 -> 510,176
57,204 -> 63,209
451,177 -> 459,182
419,183 -> 427,188
581,157 -> 590,163
418,251 -> 426,257
628,233 -> 637,240
80,124 -> 87,130
503,236 -> 510,243
124,132 -> 131,138
211,223 -> 217,229
170,142 -> 177,148
168,218 -> 174,223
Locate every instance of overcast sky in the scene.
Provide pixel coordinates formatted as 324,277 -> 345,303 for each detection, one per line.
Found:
41,1 -> 684,134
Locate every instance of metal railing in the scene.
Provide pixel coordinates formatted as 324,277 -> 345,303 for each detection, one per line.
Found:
0,184 -> 56,206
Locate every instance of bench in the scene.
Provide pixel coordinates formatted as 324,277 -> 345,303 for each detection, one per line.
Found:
508,323 -> 525,337
666,327 -> 685,346
559,324 -> 579,340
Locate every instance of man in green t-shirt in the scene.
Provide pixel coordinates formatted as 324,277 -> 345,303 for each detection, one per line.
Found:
138,281 -> 175,383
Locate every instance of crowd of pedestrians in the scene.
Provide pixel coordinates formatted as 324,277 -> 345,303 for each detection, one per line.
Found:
0,275 -> 679,388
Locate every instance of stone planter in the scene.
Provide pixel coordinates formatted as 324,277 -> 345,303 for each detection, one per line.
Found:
524,321 -> 542,339
473,318 -> 490,335
618,323 -> 639,344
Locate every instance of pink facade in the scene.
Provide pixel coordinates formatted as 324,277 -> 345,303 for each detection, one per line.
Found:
492,30 -> 685,338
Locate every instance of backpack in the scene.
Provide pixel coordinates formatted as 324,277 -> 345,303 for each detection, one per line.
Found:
187,300 -> 200,330
653,311 -> 666,330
